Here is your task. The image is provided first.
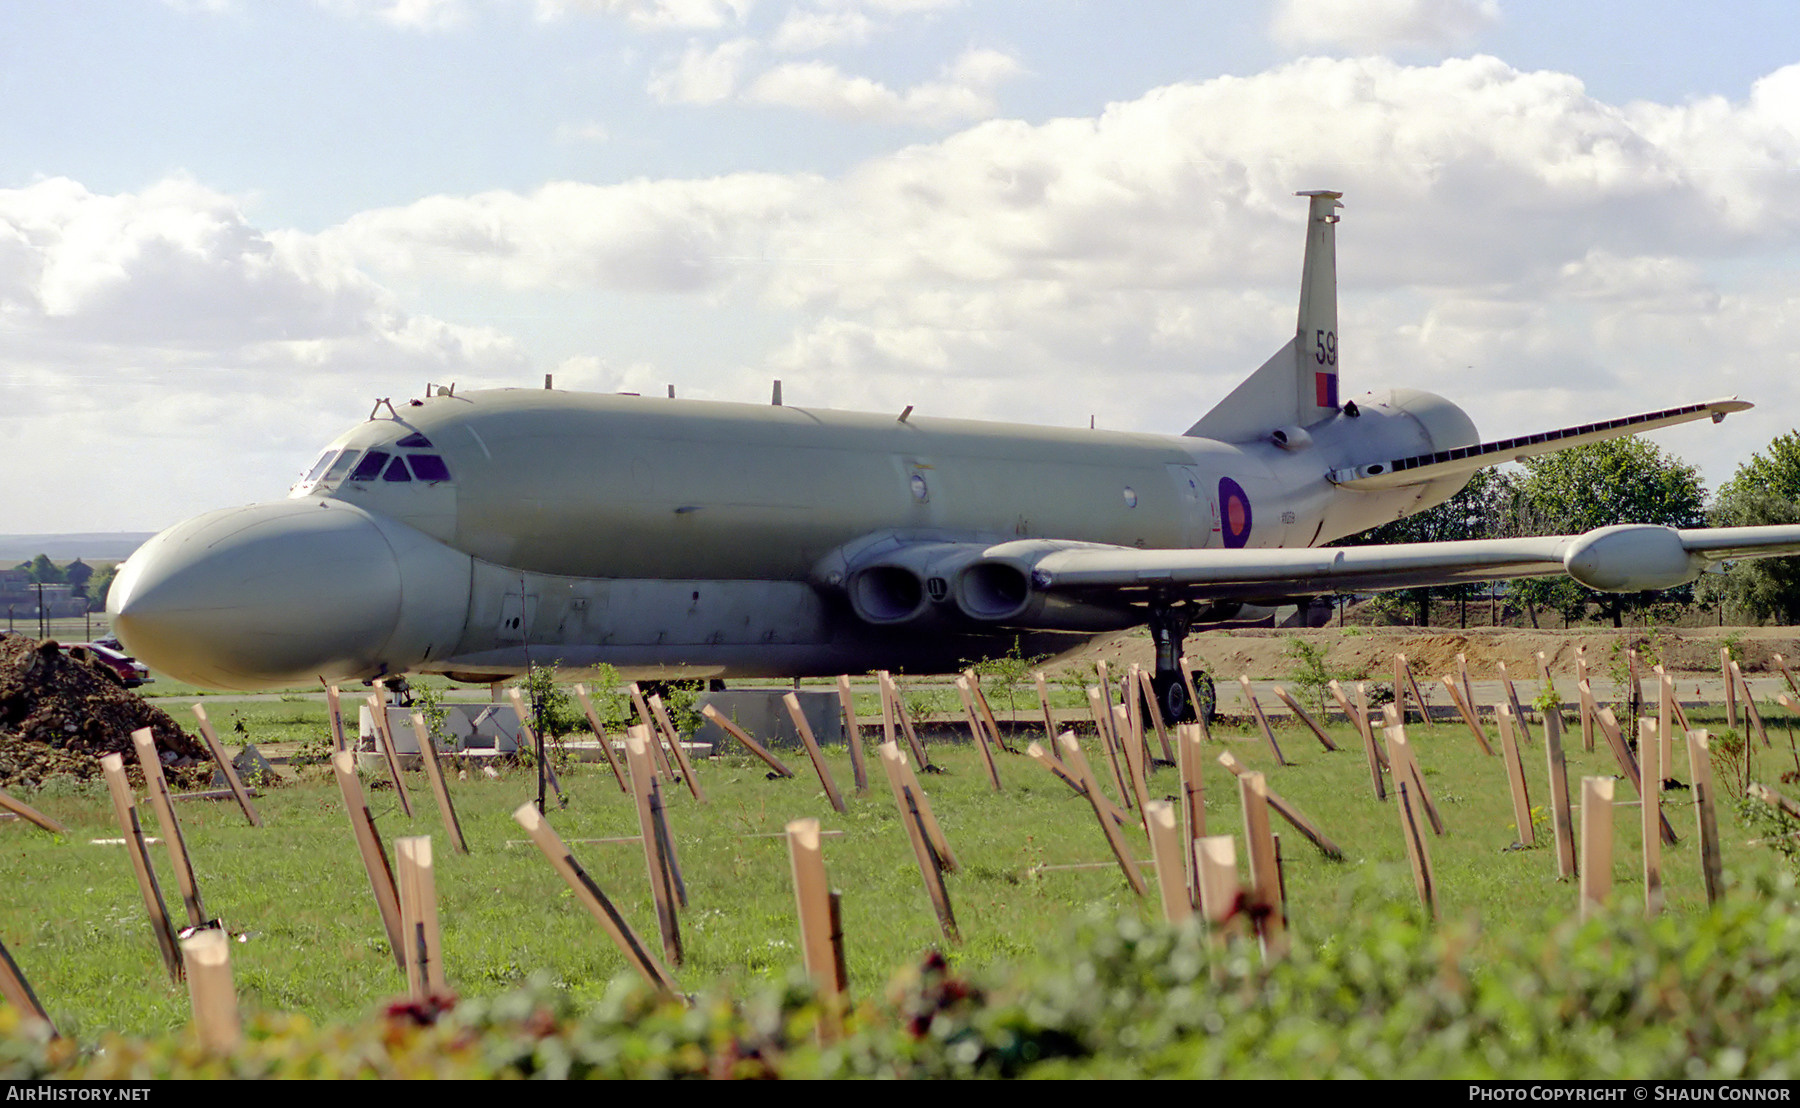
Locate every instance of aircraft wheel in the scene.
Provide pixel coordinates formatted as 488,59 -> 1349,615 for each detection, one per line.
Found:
1153,670 -> 1216,726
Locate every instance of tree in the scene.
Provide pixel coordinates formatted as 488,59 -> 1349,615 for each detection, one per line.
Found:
1342,467 -> 1517,626
24,554 -> 63,585
1706,432 -> 1800,624
1510,438 -> 1708,627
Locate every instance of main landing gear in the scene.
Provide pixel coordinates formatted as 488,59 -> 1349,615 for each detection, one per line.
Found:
1148,604 -> 1216,726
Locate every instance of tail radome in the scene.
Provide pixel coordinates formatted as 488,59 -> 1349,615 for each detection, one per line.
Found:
1186,190 -> 1344,442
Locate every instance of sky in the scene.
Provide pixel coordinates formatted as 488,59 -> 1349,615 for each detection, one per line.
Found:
4,0 -> 1800,534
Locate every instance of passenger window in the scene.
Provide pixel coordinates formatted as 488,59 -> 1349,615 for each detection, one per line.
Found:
409,454 -> 452,482
383,457 -> 413,482
350,450 -> 390,481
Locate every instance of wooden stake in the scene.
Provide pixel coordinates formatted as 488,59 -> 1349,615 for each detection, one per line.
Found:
786,818 -> 845,1029
1237,771 -> 1286,955
1383,722 -> 1445,836
408,713 -> 469,855
1495,705 -> 1535,847
878,744 -> 959,941
1773,653 -> 1800,698
1177,722 -> 1206,904
1593,702 -> 1678,846
366,693 -> 415,819
1543,709 -> 1577,881
1033,671 -> 1058,749
572,684 -> 629,792
1026,739 -> 1130,826
1178,654 -> 1211,739
698,703 -> 795,778
1270,685 -> 1338,751
1576,648 -> 1594,752
1144,800 -> 1191,925
1238,676 -> 1288,765
1638,719 -> 1662,917
1731,661 -> 1771,749
511,803 -> 678,997
1748,782 -> 1800,821
181,929 -> 239,1054
1579,777 -> 1614,920
954,677 -> 1004,791
1495,662 -> 1533,745
0,936 -> 54,1036
508,687 -> 565,806
100,754 -> 182,982
1396,654 -> 1436,728
835,675 -> 870,793
648,693 -> 706,802
885,742 -> 957,872
1395,776 -> 1438,921
1457,652 -> 1477,725
330,751 -> 405,973
1113,704 -> 1153,833
1085,685 -> 1133,809
1724,647 -> 1739,730
1135,667 -> 1176,762
627,682 -> 677,778
878,672 -> 931,767
783,692 -> 848,814
1346,681 -> 1386,801
1195,835 -> 1239,930
0,788 -> 67,835
325,684 -> 348,753
1438,676 -> 1495,756
1217,751 -> 1343,858
625,727 -> 684,965
1685,729 -> 1725,906
1052,734 -> 1145,896
394,836 -> 449,998
190,704 -> 262,827
967,671 -> 1018,756
130,728 -> 211,929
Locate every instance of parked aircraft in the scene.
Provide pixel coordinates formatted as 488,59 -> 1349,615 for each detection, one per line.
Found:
107,191 -> 1800,717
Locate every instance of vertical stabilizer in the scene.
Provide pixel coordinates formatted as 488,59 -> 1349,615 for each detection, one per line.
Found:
1186,190 -> 1344,441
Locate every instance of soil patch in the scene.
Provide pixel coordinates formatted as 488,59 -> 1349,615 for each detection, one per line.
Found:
0,636 -> 211,791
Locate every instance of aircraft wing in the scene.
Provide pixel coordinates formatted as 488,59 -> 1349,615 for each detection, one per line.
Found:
996,522 -> 1800,607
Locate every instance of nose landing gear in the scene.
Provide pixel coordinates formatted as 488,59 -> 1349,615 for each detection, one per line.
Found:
1148,603 -> 1215,726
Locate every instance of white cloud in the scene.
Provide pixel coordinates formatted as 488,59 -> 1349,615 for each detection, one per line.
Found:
313,0 -> 471,31
647,37 -> 760,103
746,47 -> 1022,125
1271,0 -> 1500,54
534,0 -> 755,30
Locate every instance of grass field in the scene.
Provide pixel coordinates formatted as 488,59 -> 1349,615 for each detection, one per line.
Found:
5,682 -> 1799,1054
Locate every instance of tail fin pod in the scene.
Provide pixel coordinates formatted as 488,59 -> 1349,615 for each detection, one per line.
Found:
1185,190 -> 1344,442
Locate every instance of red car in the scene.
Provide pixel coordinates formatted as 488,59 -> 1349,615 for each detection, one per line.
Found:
78,642 -> 152,687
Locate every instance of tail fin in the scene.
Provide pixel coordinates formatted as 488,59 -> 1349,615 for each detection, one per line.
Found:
1185,190 -> 1344,441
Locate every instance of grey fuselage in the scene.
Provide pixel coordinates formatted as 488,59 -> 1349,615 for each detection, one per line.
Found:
108,385 -> 1475,690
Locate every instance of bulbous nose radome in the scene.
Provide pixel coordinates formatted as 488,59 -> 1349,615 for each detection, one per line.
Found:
108,500 -> 406,690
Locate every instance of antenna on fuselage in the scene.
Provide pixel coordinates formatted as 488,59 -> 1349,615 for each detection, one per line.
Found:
668,384 -> 676,398
771,380 -> 783,406
544,374 -> 554,390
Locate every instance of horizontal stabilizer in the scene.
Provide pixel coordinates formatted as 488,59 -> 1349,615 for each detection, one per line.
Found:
1327,398 -> 1751,490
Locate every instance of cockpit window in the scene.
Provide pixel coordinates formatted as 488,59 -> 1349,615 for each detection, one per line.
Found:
383,457 -> 413,482
323,450 -> 362,483
299,451 -> 336,487
349,450 -> 390,481
396,432 -> 434,448
409,454 -> 451,482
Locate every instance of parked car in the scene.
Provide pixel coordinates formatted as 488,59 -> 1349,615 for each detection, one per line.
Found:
78,642 -> 152,687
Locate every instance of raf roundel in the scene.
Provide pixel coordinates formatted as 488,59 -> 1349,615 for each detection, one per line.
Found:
1219,477 -> 1253,548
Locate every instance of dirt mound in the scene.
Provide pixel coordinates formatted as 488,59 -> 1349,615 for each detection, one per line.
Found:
0,636 -> 210,792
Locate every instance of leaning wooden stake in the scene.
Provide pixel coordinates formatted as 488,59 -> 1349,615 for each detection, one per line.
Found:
1543,709 -> 1577,881
1439,676 -> 1495,756
1051,733 -> 1145,896
1576,648 -> 1594,752
1033,671 -> 1059,749
1270,685 -> 1338,751
625,727 -> 685,966
1144,800 -> 1191,925
699,703 -> 796,778
1592,701 -> 1678,846
1112,704 -> 1153,834
1383,716 -> 1445,836
1396,654 -> 1436,728
1731,661 -> 1771,749
190,704 -> 262,827
1495,705 -> 1535,847
1217,751 -> 1343,859
627,683 -> 677,779
1579,777 -> 1614,921
1178,655 -> 1211,739
884,741 -> 957,872
1724,647 -> 1739,729
878,743 -> 960,942
366,693 -> 415,820
648,693 -> 706,802
512,803 -> 679,997
101,753 -> 182,981
394,836 -> 450,999
409,712 -> 469,855
1495,662 -> 1533,745
1238,770 -> 1287,955
1238,676 -> 1288,765
131,728 -> 213,930
1395,775 -> 1438,921
783,692 -> 848,813
1085,685 -> 1134,809
1638,718 -> 1663,916
1774,653 -> 1800,698
1134,667 -> 1177,762
786,818 -> 846,1033
1748,782 -> 1800,821
331,751 -> 405,973
1686,729 -> 1725,906
1345,680 -> 1386,800
0,787 -> 67,835
325,684 -> 349,753
877,672 -> 931,767
967,671 -> 1018,756
1177,722 -> 1206,904
0,936 -> 54,1036
572,684 -> 630,793
1195,835 -> 1240,933
1026,739 -> 1131,827
835,675 -> 870,793
954,677 -> 1004,791
182,929 -> 240,1054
